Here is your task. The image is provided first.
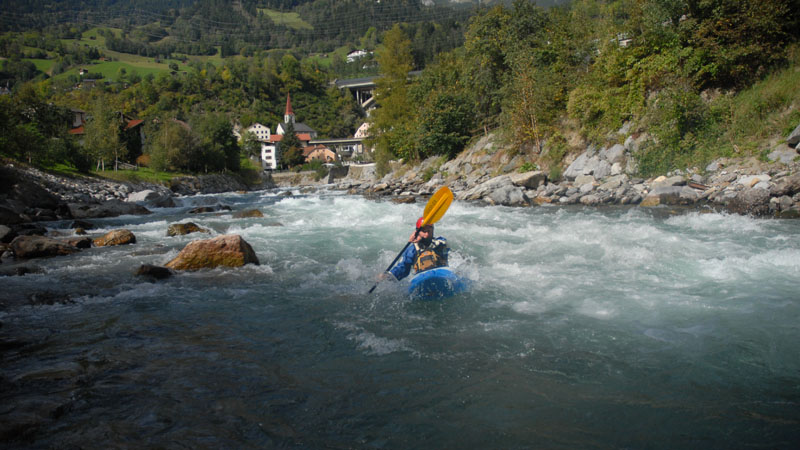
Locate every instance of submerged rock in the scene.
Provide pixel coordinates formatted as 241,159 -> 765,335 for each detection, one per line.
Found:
10,235 -> 80,259
232,209 -> 264,218
165,234 -> 259,271
167,222 -> 208,236
93,229 -> 136,247
135,264 -> 174,279
63,236 -> 92,249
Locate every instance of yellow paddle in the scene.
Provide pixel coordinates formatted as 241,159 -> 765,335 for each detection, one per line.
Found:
368,186 -> 454,293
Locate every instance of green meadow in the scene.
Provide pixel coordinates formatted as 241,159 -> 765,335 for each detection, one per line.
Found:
258,8 -> 313,30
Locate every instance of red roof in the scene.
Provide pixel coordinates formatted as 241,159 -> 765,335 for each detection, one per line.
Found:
125,119 -> 143,130
69,126 -> 84,135
269,133 -> 311,143
285,93 -> 294,116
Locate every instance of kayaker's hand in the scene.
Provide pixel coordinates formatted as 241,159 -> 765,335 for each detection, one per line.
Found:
377,272 -> 393,281
408,230 -> 421,243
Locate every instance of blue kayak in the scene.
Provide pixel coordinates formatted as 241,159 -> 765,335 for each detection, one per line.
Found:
408,267 -> 470,301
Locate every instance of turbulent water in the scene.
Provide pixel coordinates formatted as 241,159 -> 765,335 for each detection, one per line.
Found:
1,188 -> 799,448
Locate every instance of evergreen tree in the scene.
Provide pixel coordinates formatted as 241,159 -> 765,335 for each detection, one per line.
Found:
279,121 -> 304,168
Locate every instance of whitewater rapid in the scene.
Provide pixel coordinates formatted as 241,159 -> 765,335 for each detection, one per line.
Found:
1,189 -> 798,448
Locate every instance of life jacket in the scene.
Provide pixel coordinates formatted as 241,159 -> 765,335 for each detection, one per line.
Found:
413,238 -> 448,273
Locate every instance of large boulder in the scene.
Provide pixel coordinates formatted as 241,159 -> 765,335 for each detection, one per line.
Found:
68,200 -> 152,219
165,234 -> 259,270
726,188 -> 771,217
10,235 -> 80,258
93,229 -> 136,247
127,189 -> 175,208
510,171 -> 547,189
787,122 -> 800,146
486,184 -> 530,206
640,186 -> 698,207
770,173 -> 800,197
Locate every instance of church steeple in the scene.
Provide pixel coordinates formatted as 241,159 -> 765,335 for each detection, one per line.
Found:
284,93 -> 295,124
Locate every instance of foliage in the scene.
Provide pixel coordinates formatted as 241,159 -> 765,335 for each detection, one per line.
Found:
0,84 -> 79,166
368,24 -> 416,161
191,112 -> 241,173
240,131 -> 262,159
146,119 -> 197,172
278,121 -> 304,168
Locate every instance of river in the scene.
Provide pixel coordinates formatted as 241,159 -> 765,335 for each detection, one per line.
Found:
1,188 -> 799,448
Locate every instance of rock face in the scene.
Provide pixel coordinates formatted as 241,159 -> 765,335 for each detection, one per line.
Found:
165,234 -> 259,270
93,229 -> 136,247
167,222 -> 208,236
10,235 -> 80,258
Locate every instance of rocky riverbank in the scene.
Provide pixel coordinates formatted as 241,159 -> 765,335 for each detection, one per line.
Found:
328,131 -> 800,219
2,124 -> 799,249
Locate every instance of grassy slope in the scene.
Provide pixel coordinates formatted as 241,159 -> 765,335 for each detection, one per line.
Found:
258,8 -> 313,30
23,27 -> 224,82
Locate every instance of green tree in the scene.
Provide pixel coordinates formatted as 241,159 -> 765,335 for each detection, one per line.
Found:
192,113 -> 240,173
146,119 -> 197,172
279,122 -> 304,168
83,95 -> 126,171
369,24 -> 416,173
240,130 -> 262,159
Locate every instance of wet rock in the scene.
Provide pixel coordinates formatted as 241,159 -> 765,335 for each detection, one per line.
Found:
68,200 -> 152,219
232,209 -> 264,218
640,186 -> 698,207
165,234 -> 259,271
167,222 -> 208,236
777,208 -> 800,219
69,219 -> 95,230
726,187 -> 771,217
0,206 -> 25,225
390,196 -> 416,204
0,225 -> 14,243
188,204 -> 231,214
135,264 -> 174,279
62,237 -> 92,249
93,229 -> 136,247
10,235 -> 80,258
0,265 -> 40,276
127,189 -> 175,208
13,224 -> 48,237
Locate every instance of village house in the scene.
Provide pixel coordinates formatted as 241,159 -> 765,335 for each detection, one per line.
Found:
259,93 -> 320,169
68,110 -> 145,163
302,144 -> 337,164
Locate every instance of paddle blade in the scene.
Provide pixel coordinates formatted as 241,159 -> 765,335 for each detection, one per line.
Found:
420,186 -> 453,227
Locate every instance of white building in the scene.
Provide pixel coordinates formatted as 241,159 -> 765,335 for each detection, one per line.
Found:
246,122 -> 271,141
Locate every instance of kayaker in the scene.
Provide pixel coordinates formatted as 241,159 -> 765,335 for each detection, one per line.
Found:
379,217 -> 449,281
